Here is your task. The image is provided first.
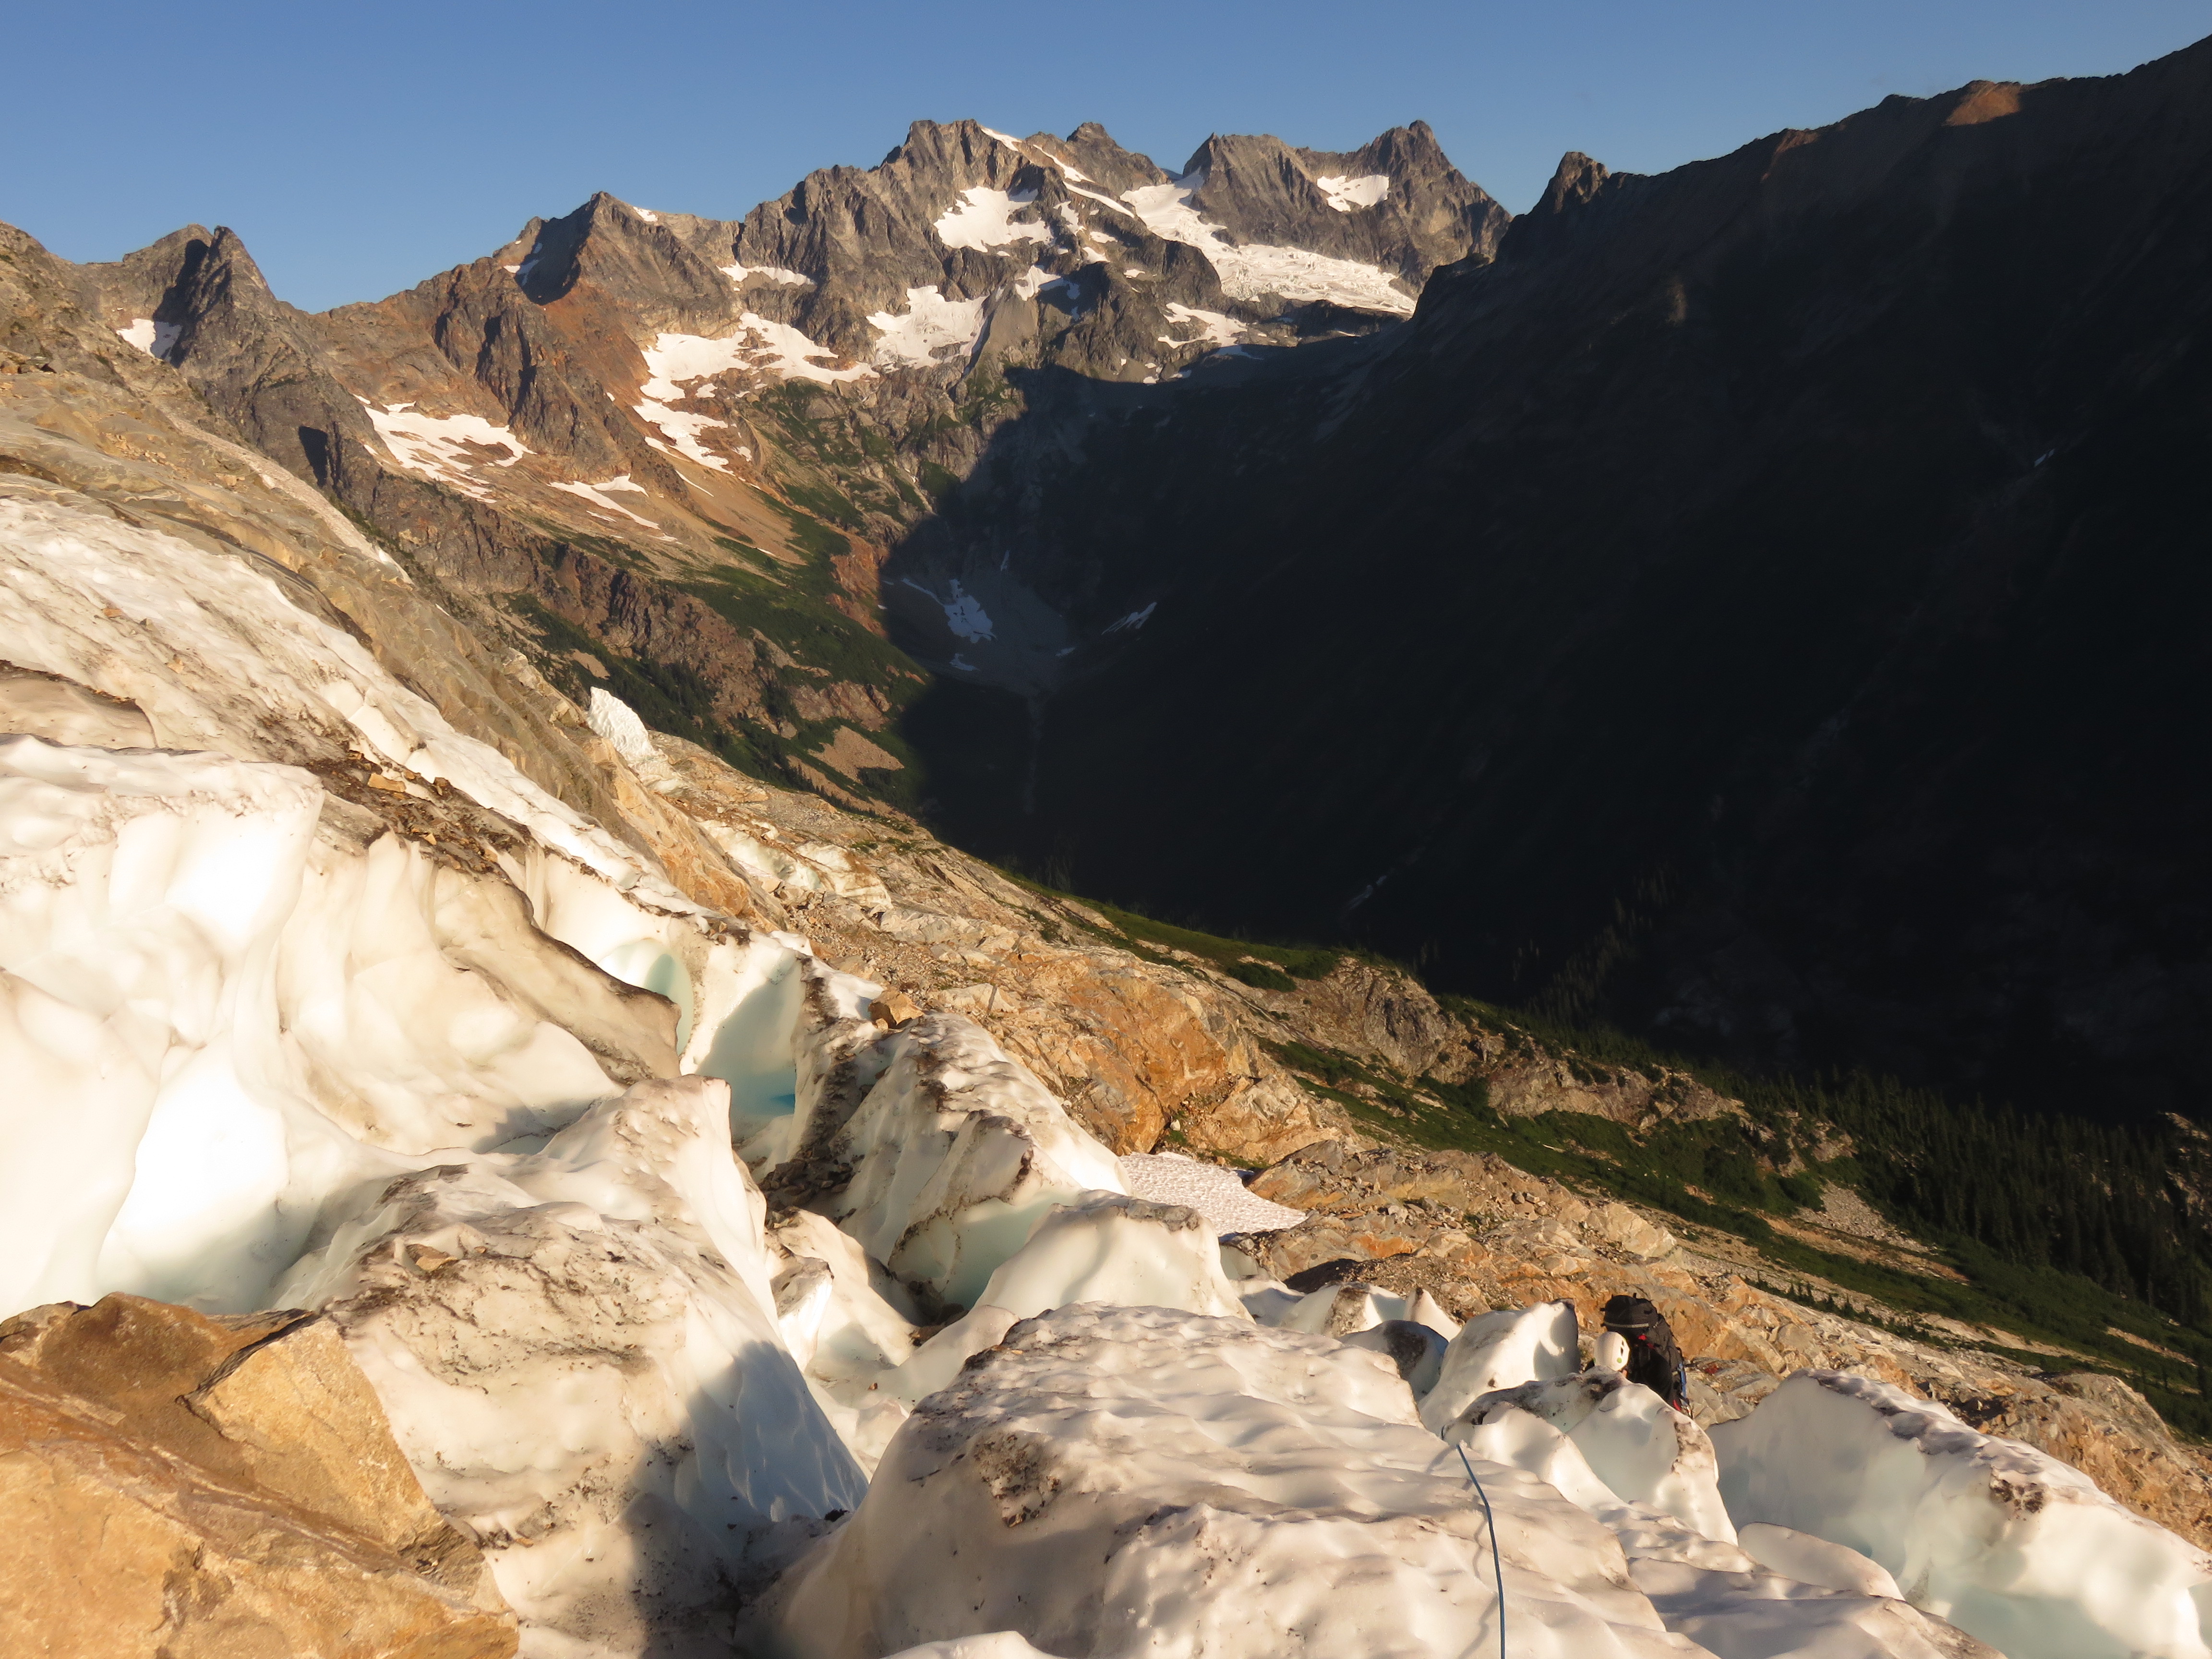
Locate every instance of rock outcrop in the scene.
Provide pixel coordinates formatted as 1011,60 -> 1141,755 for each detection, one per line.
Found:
0,1294 -> 517,1659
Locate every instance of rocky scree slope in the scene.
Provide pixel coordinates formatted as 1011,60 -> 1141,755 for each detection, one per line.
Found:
36,116 -> 1498,821
908,39 -> 2212,1137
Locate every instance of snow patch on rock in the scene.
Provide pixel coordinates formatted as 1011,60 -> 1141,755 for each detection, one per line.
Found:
722,263 -> 813,287
116,316 -> 182,359
899,577 -> 995,642
359,400 -> 531,499
635,325 -> 869,466
1158,303 -> 1242,350
1118,174 -> 1416,314
1314,172 -> 1390,211
869,286 -> 987,368
550,477 -> 660,528
932,188 -> 1053,253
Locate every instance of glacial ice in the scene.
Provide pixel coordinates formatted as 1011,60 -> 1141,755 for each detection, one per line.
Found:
278,1076 -> 866,1652
1420,1296 -> 1581,1432
962,1192 -> 1249,1322
827,1013 -> 1126,1307
882,1640 -> 1059,1659
1631,1560 -> 2003,1659
1736,1522 -> 1902,1599
1450,1387 -> 2001,1656
755,1304 -> 1697,1659
1715,1369 -> 2212,1659
1454,1371 -> 1738,1545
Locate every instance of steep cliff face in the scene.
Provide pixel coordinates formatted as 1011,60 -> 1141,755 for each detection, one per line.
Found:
916,40 -> 2212,1120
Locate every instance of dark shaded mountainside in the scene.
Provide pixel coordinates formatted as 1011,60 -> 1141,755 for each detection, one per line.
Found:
909,42 -> 2212,1141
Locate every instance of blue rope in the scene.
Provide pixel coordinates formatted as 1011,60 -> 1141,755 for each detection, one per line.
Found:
1454,1441 -> 1509,1659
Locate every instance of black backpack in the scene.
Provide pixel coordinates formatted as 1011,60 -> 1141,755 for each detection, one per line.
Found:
1602,1293 -> 1687,1409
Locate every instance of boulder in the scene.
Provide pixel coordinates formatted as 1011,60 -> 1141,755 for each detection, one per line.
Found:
0,1293 -> 516,1659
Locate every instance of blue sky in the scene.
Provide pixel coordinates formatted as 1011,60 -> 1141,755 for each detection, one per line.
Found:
2,0 -> 2205,311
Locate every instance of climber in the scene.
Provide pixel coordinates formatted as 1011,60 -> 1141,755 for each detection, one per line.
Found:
1601,1293 -> 1688,1410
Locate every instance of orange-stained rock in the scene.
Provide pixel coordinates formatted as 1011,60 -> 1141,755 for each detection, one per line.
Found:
0,1294 -> 516,1659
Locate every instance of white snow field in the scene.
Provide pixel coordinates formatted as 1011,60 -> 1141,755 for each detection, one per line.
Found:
1314,171 -> 1392,211
869,285 -> 989,368
1118,171 -> 1418,314
1116,1148 -> 1306,1232
4,490 -> 2211,1656
359,398 -> 532,498
932,186 -> 1054,252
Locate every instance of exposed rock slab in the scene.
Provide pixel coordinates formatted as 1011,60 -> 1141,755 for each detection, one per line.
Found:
0,1293 -> 516,1659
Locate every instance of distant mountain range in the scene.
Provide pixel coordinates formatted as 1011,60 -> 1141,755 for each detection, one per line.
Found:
10,35 -> 2211,1121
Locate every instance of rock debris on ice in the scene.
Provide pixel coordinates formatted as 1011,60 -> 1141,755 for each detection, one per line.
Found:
755,1303 -> 1697,1659
281,1077 -> 864,1653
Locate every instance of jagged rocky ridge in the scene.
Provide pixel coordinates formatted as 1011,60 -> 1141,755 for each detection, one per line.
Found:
17,116 -> 1499,828
8,303 -> 2212,1659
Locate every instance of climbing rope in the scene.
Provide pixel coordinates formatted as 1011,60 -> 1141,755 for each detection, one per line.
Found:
1454,1441 -> 1509,1659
